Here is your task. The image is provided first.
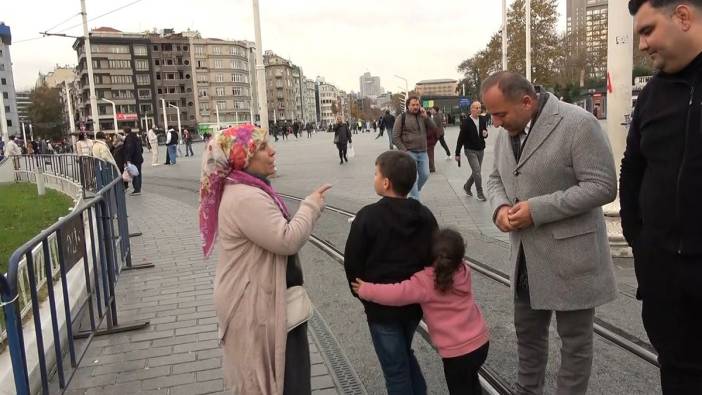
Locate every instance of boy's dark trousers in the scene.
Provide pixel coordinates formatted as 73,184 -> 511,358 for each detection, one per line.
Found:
442,342 -> 489,395
368,319 -> 426,395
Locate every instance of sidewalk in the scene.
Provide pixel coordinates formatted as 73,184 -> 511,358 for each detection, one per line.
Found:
57,190 -> 343,395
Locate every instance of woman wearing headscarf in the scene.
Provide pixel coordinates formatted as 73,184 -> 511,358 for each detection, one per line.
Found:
199,124 -> 331,395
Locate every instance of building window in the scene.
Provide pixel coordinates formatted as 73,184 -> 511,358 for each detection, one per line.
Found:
140,103 -> 153,113
4,106 -> 9,113
232,87 -> 249,96
215,74 -> 224,83
216,87 -> 225,96
6,120 -> 12,127
217,100 -> 226,110
135,59 -> 149,71
0,78 -> 5,85
197,73 -> 208,83
214,59 -> 223,69
138,89 -> 151,99
136,74 -> 151,85
166,73 -> 175,80
195,46 -> 204,55
199,102 -> 209,113
199,89 -> 208,97
167,59 -> 173,65
133,45 -> 147,56
232,73 -> 248,83
111,75 -> 132,84
213,46 -> 221,55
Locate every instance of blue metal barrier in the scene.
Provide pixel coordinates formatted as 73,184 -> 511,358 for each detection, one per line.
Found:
1,154 -> 151,394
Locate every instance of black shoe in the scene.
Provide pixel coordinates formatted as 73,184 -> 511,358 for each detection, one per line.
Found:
340,160 -> 343,165
344,157 -> 348,162
476,193 -> 486,201
463,183 -> 473,196
130,191 -> 141,196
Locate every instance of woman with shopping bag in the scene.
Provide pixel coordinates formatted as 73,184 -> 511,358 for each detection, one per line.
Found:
332,115 -> 352,164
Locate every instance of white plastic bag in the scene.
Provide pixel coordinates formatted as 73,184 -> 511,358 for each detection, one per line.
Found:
126,163 -> 139,177
348,144 -> 356,159
122,168 -> 133,182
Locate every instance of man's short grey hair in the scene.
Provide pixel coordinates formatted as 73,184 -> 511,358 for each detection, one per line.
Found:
480,71 -> 537,103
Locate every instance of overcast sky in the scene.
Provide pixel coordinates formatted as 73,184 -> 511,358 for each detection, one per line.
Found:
4,0 -> 566,93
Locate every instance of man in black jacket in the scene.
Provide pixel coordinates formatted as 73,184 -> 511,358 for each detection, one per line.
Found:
382,110 -> 396,150
344,150 -> 438,394
455,101 -> 488,201
123,127 -> 144,195
621,1 -> 702,393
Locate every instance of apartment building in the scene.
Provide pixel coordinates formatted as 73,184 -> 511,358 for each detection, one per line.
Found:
415,79 -> 458,97
1,23 -> 20,136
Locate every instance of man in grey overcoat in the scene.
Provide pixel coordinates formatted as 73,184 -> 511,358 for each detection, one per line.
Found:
484,71 -> 618,395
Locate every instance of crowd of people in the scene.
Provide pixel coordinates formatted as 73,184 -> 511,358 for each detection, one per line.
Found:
199,2 -> 702,394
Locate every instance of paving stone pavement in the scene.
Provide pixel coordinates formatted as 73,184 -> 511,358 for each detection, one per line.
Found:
52,190 -> 343,394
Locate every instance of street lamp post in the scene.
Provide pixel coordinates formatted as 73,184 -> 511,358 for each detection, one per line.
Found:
168,104 -> 182,144
29,124 -> 34,142
21,122 -> 27,146
252,0 -> 269,131
80,0 -> 100,136
101,98 -> 119,133
215,104 -> 221,130
525,0 -> 532,81
502,0 -> 508,70
160,98 -> 168,132
64,83 -> 77,144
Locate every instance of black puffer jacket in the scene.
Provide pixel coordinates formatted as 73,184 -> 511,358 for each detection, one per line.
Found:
620,51 -> 702,255
344,197 -> 438,323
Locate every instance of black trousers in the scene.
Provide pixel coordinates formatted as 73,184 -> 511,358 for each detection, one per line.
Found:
635,234 -> 702,394
442,342 -> 489,395
336,143 -> 347,162
283,322 -> 311,395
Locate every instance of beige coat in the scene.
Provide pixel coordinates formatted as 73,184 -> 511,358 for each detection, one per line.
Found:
215,183 -> 322,395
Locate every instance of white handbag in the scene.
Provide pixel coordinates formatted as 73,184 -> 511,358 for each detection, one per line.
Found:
286,286 -> 313,332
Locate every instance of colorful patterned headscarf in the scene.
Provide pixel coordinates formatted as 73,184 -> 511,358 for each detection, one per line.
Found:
199,124 -> 287,257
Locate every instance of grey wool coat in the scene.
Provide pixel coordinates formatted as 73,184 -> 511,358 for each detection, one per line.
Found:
487,93 -> 618,311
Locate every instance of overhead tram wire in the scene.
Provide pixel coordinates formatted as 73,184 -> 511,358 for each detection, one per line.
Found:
53,0 -> 148,35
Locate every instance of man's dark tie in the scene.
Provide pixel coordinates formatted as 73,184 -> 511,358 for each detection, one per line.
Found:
510,130 -> 525,162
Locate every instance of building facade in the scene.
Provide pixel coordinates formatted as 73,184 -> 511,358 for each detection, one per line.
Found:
567,0 -> 608,79
1,23 -> 20,136
303,78 -> 317,124
191,37 -> 253,129
36,66 -> 76,89
15,91 -> 31,125
415,79 -> 458,97
359,72 -> 383,98
149,31 -> 197,130
73,27 -> 157,132
316,77 -> 338,127
264,51 -> 296,122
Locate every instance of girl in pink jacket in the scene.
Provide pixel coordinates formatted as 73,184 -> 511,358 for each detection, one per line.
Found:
352,228 -> 489,395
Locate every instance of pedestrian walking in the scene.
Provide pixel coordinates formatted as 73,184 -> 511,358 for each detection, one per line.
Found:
3,135 -> 22,170
484,71 -> 617,395
147,127 -> 160,166
432,106 -> 452,159
306,122 -> 314,138
455,101 -> 489,201
344,150 -> 438,395
184,128 -> 195,157
621,1 -> 702,393
353,228 -> 489,395
392,96 -> 437,201
382,110 -> 395,150
376,116 -> 385,139
199,124 -> 331,395
333,115 -> 352,164
165,128 -> 178,165
123,127 -> 144,195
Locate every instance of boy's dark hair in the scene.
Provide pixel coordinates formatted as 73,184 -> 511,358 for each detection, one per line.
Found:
95,131 -> 106,140
375,150 -> 417,197
432,228 -> 466,293
123,127 -> 132,134
9,135 -> 16,141
629,0 -> 702,14
78,132 -> 86,141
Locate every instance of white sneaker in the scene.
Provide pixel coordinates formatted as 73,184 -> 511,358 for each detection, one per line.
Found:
152,163 -> 160,166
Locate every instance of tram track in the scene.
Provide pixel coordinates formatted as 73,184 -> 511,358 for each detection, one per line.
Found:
279,193 -> 660,369
144,175 -> 659,392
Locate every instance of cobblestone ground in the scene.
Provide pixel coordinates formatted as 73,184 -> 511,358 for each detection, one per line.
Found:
54,190 -> 342,394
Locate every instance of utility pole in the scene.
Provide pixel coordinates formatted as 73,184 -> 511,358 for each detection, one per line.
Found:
502,0 -> 508,71
80,0 -> 100,137
161,98 -> 168,132
252,0 -> 269,131
525,0 -> 532,81
604,3 -> 634,257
